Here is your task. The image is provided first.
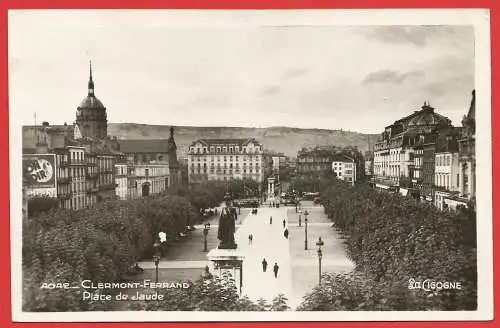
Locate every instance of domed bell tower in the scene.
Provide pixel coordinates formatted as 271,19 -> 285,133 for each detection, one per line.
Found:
75,61 -> 108,139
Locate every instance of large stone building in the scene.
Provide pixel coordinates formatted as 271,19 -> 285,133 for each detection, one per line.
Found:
373,102 -> 453,191
22,62 -> 122,210
126,164 -> 170,199
22,61 -> 182,209
187,138 -> 265,183
117,127 -> 180,189
296,146 -> 337,178
296,146 -> 364,182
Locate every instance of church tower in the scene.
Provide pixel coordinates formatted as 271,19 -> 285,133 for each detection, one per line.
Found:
167,126 -> 179,186
75,61 -> 108,139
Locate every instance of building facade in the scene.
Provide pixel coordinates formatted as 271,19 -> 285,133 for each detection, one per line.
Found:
127,164 -> 170,198
373,103 -> 453,192
115,160 -> 128,200
332,154 -> 357,186
442,90 -> 476,210
296,147 -> 336,177
187,138 -> 265,183
458,90 -> 476,201
434,136 -> 460,210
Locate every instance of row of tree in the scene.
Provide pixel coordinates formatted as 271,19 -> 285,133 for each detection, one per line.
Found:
298,179 -> 477,310
127,272 -> 290,311
23,179 -> 267,311
23,179 -> 240,312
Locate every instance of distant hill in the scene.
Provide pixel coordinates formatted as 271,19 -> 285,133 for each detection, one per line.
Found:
108,123 -> 379,159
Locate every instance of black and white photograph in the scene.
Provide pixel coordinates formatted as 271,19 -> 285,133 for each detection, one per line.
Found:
9,9 -> 492,321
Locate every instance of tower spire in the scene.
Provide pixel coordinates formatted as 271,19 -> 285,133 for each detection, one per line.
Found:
88,60 -> 95,96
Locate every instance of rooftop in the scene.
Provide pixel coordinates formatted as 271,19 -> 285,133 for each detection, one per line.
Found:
119,139 -> 171,153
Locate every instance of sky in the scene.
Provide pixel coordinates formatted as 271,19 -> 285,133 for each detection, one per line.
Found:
9,11 -> 475,134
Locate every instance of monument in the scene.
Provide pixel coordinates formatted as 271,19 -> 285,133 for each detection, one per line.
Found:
207,192 -> 245,293
267,176 -> 276,202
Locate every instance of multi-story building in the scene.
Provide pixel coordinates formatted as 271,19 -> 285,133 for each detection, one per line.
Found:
115,157 -> 128,200
442,90 -> 476,209
434,134 -> 460,210
373,102 -> 453,191
187,138 -> 265,183
296,146 -> 337,178
331,154 -> 357,186
22,62 -> 185,209
127,164 -> 170,198
117,126 -> 180,188
458,90 -> 476,200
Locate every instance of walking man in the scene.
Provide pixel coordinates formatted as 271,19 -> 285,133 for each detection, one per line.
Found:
282,219 -> 286,228
262,258 -> 268,272
270,216 -> 273,225
273,262 -> 279,278
284,228 -> 289,239
248,234 -> 253,245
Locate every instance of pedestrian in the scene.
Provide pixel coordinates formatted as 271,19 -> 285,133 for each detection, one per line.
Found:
282,219 -> 286,228
284,228 -> 289,239
248,234 -> 252,244
273,262 -> 279,278
262,258 -> 268,272
270,216 -> 273,225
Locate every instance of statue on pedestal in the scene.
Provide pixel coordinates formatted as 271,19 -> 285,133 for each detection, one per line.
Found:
217,192 -> 237,249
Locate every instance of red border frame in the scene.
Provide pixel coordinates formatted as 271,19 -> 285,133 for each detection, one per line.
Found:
1,0 -> 496,327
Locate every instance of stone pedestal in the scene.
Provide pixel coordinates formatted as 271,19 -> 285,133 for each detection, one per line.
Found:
207,248 -> 245,294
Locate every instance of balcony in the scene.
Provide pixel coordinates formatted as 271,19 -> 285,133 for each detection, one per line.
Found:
57,176 -> 71,184
86,172 -> 98,179
99,184 -> 117,191
68,160 -> 86,166
57,192 -> 72,199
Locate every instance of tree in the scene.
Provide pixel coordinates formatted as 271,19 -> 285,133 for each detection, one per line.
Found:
306,178 -> 477,311
27,195 -> 59,217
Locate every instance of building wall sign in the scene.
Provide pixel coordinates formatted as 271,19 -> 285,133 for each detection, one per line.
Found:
23,154 -> 56,188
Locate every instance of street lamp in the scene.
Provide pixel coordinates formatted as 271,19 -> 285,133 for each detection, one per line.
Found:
152,240 -> 161,283
298,209 -> 302,227
203,222 -> 211,252
304,210 -> 309,250
316,237 -> 324,284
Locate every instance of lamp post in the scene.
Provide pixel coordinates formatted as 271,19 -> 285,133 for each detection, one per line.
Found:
304,210 -> 309,250
152,240 -> 161,283
298,209 -> 302,227
316,237 -> 324,284
203,222 -> 211,252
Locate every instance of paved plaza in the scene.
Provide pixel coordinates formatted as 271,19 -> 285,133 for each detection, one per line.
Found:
137,201 -> 354,309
